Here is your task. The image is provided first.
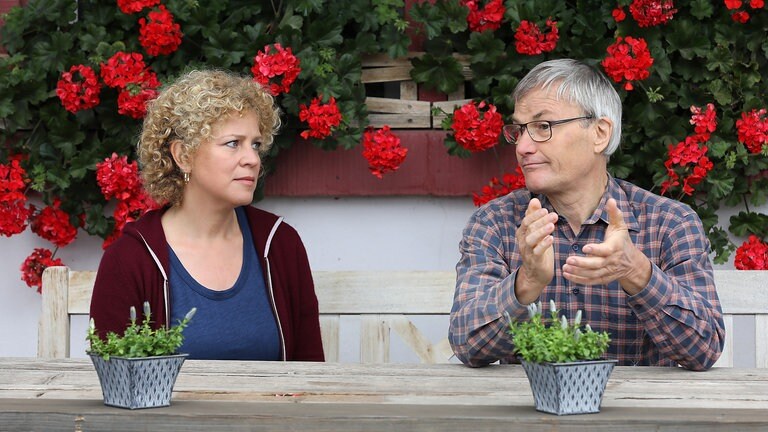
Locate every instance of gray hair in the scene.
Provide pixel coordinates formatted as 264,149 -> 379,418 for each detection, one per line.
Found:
512,59 -> 622,156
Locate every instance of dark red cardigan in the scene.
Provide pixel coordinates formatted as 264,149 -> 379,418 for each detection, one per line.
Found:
89,206 -> 325,361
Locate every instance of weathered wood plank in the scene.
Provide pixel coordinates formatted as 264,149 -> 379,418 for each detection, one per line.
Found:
3,359 -> 768,409
38,267 -> 70,358
400,81 -> 417,100
313,271 -> 455,314
367,113 -> 432,128
756,315 -> 768,368
714,270 -> 768,314
365,97 -> 431,114
714,314 -> 735,368
3,398 -> 767,432
361,66 -> 413,83
319,315 -> 340,363
360,315 -> 389,363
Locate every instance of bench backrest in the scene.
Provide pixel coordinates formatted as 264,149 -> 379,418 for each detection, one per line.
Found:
38,267 -> 767,366
37,267 -> 456,362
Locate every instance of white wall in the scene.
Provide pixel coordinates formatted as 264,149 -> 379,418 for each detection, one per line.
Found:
0,196 -> 758,365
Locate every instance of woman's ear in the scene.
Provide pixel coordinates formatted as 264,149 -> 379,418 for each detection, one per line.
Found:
169,139 -> 191,172
593,117 -> 612,154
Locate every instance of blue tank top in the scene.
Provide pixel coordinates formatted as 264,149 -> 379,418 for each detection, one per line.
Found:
168,207 -> 281,360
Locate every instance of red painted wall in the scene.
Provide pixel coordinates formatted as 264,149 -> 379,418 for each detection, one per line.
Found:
264,130 -> 517,197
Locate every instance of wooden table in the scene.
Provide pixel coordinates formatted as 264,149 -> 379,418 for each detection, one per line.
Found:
1,358 -> 767,431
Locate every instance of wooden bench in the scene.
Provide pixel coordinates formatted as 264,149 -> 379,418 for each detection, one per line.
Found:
38,267 -> 767,367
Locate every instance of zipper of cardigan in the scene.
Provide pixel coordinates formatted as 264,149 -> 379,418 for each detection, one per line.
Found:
264,256 -> 287,361
264,217 -> 287,361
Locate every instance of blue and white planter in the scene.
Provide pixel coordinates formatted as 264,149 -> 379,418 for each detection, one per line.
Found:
89,353 -> 188,409
521,359 -> 617,415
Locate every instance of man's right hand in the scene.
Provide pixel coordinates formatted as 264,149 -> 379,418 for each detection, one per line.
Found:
514,198 -> 558,304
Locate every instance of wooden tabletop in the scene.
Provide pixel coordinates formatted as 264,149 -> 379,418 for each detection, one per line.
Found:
2,358 -> 767,431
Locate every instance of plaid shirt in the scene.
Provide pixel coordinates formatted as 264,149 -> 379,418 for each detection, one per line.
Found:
450,176 -> 724,370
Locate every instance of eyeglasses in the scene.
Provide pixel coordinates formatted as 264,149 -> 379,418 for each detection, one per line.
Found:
502,115 -> 594,145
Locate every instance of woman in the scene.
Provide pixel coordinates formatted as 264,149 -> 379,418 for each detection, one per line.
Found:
89,69 -> 324,361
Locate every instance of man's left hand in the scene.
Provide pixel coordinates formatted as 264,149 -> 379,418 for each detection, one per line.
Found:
561,198 -> 651,295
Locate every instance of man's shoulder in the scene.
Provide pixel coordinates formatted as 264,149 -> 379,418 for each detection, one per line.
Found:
474,189 -> 531,221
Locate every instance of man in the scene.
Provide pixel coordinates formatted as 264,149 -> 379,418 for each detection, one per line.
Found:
449,58 -> 724,371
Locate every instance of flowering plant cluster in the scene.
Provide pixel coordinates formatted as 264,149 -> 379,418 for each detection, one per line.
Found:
507,299 -> 611,364
87,301 -> 196,360
0,0 -> 410,289
409,0 -> 768,266
361,126 -> 409,178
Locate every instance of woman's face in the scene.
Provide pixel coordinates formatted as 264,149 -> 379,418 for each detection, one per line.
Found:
185,110 -> 263,209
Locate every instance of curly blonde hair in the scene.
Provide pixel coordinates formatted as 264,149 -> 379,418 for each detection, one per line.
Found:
138,69 -> 281,206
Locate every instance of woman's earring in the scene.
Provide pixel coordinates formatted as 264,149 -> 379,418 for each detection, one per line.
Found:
183,171 -> 190,184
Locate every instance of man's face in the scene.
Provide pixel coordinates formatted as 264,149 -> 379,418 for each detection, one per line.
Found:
512,86 -> 600,196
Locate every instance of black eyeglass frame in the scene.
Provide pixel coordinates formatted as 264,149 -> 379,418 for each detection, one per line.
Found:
502,115 -> 595,145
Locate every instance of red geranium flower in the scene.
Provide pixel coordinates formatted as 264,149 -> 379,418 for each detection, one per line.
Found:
361,126 -> 408,178
750,0 -> 765,8
117,80 -> 160,119
96,153 -> 143,201
514,19 -> 559,56
117,0 -> 160,14
299,96 -> 343,140
690,103 -> 718,140
103,190 -> 158,249
734,235 -> 768,270
660,104 -> 716,196
735,108 -> 768,154
628,0 -> 677,27
731,10 -> 750,22
601,36 -> 653,91
100,51 -> 151,88
0,158 -> 28,198
30,199 -> 78,247
462,0 -> 505,32
0,159 -> 31,237
724,0 -> 742,9
473,166 -> 526,206
251,43 -> 301,95
450,101 -> 503,153
21,248 -> 64,292
138,5 -> 183,56
0,199 -> 31,237
612,7 -> 627,22
56,65 -> 101,113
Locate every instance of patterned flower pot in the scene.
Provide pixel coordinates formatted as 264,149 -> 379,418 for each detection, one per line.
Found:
89,353 -> 187,409
521,359 -> 617,415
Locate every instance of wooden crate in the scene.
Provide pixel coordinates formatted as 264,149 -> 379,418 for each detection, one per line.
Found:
361,52 -> 473,129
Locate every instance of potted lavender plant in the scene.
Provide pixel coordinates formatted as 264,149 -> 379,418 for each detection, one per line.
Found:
507,300 -> 615,415
86,302 -> 195,409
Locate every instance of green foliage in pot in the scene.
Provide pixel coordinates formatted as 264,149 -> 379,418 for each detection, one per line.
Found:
507,300 -> 610,364
87,301 -> 196,360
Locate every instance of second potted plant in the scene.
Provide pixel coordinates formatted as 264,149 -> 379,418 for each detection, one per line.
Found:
507,300 -> 615,415
86,302 -> 196,409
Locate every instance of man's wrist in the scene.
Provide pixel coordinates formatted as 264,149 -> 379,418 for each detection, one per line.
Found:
514,266 -> 544,305
621,249 -> 652,295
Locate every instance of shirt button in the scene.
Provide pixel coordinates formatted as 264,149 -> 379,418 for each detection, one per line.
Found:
572,288 -> 580,295
571,244 -> 579,251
